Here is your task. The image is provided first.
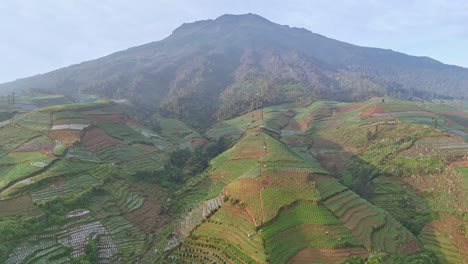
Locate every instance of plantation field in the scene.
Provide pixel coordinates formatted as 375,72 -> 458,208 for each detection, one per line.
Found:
315,176 -> 419,255
262,202 -> 365,264
419,216 -> 468,263
0,152 -> 55,188
170,203 -> 267,263
82,127 -> 123,152
98,121 -> 153,144
0,194 -> 41,217
0,125 -> 40,153
31,174 -> 101,202
13,111 -> 52,133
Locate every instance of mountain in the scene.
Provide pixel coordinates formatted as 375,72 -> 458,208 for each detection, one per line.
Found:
2,13 -> 468,126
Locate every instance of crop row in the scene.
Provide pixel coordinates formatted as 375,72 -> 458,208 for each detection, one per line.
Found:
101,215 -> 146,257
31,174 -> 100,202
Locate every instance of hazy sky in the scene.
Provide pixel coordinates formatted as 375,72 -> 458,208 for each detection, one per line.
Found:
1,0 -> 467,83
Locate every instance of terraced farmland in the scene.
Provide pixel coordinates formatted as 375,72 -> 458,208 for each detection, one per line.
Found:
318,177 -> 420,254
169,204 -> 264,263
31,174 -> 101,202
263,202 -> 366,264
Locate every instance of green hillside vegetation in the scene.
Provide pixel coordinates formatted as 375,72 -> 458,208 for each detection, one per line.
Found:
0,96 -> 467,263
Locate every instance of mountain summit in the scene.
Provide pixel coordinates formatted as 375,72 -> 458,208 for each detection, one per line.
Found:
1,14 -> 467,125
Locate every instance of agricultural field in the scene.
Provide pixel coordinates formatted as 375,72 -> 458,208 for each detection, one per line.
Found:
1,96 -> 467,263
262,202 -> 366,264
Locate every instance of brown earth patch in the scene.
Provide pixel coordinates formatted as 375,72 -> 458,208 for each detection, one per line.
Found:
82,127 -> 123,152
450,160 -> 468,167
361,107 -> 387,118
124,197 -> 170,233
334,103 -> 365,113
191,137 -> 209,148
49,129 -> 83,147
14,138 -> 54,155
422,214 -> 468,263
288,247 -> 368,264
0,194 -> 42,217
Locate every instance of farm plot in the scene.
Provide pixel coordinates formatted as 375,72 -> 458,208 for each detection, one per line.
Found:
0,194 -> 41,217
229,132 -> 266,159
321,186 -> 419,254
186,203 -> 267,263
288,247 -> 369,264
57,221 -> 118,261
260,171 -> 320,223
100,215 -> 146,257
157,117 -> 201,142
0,125 -> 40,153
205,109 -> 262,139
117,148 -> 168,172
109,182 -> 144,212
13,111 -> 52,133
262,107 -> 294,131
49,129 -> 83,147
208,155 -> 259,194
169,204 -> 264,263
65,146 -> 101,163
0,151 -> 55,188
6,234 -> 70,264
81,127 -> 123,153
417,136 -> 468,157
369,177 -> 434,235
262,202 -> 365,264
31,174 -> 101,202
168,237 -> 258,264
14,136 -> 54,154
53,110 -> 89,121
97,122 -> 153,144
95,145 -> 144,163
313,175 -> 348,200
419,217 -> 467,263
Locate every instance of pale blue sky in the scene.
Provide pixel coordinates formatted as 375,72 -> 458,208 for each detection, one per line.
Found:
1,0 -> 467,83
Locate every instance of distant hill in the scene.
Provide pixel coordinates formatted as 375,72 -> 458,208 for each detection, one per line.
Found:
1,13 -> 468,126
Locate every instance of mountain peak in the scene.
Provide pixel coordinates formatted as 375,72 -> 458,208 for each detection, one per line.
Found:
215,13 -> 272,23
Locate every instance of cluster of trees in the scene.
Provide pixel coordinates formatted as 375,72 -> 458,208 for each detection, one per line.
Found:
133,137 -> 232,187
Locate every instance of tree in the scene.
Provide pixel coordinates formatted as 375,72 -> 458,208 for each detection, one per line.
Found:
84,238 -> 98,263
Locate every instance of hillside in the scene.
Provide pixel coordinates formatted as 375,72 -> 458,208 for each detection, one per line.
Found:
1,14 -> 468,126
0,95 -> 467,263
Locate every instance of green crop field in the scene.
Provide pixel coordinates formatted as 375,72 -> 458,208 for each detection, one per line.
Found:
262,202 -> 364,264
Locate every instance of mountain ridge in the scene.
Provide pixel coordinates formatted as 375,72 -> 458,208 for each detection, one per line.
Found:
1,13 -> 467,126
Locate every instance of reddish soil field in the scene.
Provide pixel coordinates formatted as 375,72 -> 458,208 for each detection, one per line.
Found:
450,160 -> 468,167
422,214 -> 468,262
85,114 -> 142,126
191,137 -> 209,148
334,103 -> 364,113
288,247 -> 368,264
49,129 -> 83,147
14,138 -> 54,155
124,197 -> 170,233
53,118 -> 91,125
0,194 -> 42,217
361,107 -> 387,118
138,145 -> 160,153
400,233 -> 421,255
82,127 -> 123,152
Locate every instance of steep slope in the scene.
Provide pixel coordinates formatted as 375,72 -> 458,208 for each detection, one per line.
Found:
2,14 -> 468,126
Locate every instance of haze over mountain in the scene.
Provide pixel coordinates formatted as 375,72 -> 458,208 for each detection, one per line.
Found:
1,13 -> 468,125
